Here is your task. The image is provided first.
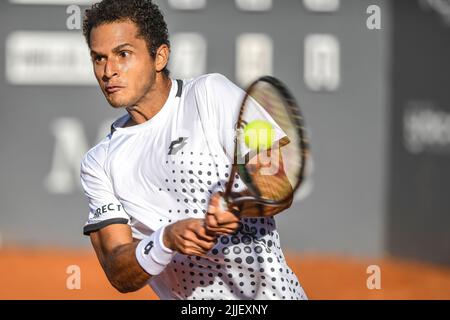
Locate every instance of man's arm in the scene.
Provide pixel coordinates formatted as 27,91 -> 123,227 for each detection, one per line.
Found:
206,147 -> 293,238
204,146 -> 293,236
90,218 -> 217,294
238,145 -> 293,218
90,223 -> 149,293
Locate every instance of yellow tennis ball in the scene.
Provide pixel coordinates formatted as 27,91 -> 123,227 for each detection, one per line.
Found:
244,120 -> 275,150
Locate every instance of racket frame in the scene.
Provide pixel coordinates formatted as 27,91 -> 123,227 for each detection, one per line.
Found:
223,76 -> 308,209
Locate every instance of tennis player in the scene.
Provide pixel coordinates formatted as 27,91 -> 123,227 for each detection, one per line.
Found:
80,0 -> 307,300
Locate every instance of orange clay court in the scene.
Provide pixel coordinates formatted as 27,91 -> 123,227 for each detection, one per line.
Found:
1,248 -> 449,300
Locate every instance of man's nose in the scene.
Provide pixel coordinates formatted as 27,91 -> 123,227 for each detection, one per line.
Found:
103,59 -> 119,80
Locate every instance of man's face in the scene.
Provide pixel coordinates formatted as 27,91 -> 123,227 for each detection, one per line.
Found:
89,20 -> 156,108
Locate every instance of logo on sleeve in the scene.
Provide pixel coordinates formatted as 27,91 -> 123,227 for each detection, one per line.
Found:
93,203 -> 123,218
168,137 -> 188,155
144,241 -> 154,255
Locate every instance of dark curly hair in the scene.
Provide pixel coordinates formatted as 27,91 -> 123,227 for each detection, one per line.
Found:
83,0 -> 170,76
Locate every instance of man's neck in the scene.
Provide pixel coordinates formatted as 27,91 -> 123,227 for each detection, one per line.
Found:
125,75 -> 172,126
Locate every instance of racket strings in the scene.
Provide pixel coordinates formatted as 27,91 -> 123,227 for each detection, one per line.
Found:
238,82 -> 305,204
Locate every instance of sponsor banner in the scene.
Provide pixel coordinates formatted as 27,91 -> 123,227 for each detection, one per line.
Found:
6,31 -> 97,86
10,0 -> 96,5
388,0 -> 450,266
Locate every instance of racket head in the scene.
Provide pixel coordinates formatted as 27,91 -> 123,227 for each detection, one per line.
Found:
224,76 -> 309,207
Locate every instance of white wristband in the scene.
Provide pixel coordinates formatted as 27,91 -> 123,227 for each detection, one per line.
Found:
135,226 -> 175,276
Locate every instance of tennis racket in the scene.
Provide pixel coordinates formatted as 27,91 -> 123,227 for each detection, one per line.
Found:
221,76 -> 309,213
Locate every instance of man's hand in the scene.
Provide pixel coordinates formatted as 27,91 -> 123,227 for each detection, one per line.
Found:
205,193 -> 241,236
163,218 -> 216,257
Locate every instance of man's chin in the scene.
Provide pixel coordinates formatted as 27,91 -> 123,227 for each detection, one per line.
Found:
110,103 -> 128,109
107,98 -> 130,109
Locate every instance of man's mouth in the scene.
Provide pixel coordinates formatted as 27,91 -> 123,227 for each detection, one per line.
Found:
105,86 -> 124,94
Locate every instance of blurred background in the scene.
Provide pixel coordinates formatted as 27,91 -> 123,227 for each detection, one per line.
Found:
0,0 -> 449,299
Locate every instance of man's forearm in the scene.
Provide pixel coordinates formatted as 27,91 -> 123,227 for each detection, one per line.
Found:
235,167 -> 293,217
104,241 -> 151,293
239,194 -> 293,217
236,147 -> 293,217
230,186 -> 293,218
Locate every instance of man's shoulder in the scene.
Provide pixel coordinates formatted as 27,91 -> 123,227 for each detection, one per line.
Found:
81,135 -> 111,169
83,112 -> 129,165
183,73 -> 233,94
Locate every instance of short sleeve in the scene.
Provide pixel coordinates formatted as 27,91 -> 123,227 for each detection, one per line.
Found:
197,73 -> 245,158
80,144 -> 130,236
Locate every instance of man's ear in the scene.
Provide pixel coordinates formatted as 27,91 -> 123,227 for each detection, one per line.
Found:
154,44 -> 170,73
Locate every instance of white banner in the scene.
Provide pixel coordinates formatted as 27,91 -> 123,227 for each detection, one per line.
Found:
6,31 -> 97,86
10,0 -> 96,5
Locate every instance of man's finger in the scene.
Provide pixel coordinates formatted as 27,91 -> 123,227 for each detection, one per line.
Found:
195,224 -> 216,241
208,230 -> 236,236
215,211 -> 240,225
181,233 -> 215,252
207,204 -> 217,214
184,247 -> 208,257
205,212 -> 219,228
208,193 -> 221,207
206,224 -> 240,235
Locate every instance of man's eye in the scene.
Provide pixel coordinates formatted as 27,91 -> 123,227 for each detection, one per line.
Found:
119,51 -> 130,58
94,56 -> 105,63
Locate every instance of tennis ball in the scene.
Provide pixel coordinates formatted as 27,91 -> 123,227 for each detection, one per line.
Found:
243,120 -> 275,150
